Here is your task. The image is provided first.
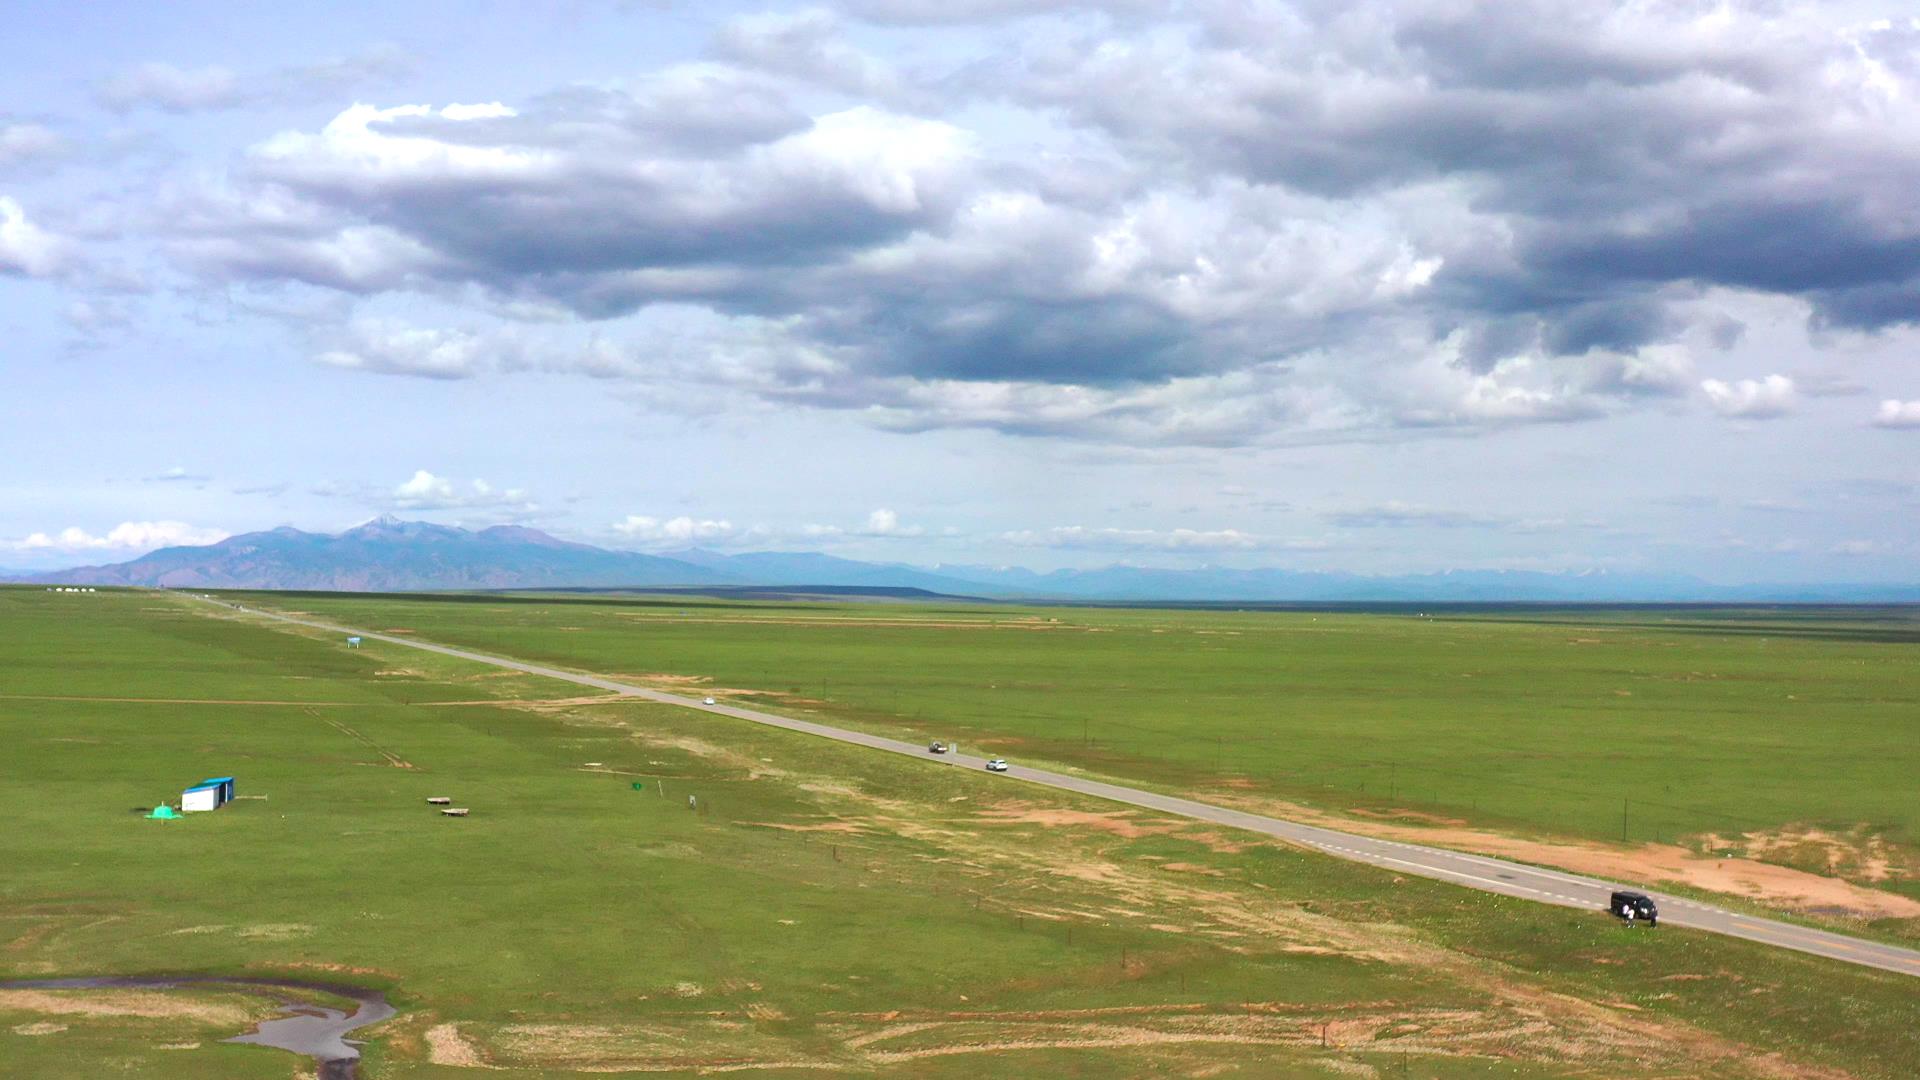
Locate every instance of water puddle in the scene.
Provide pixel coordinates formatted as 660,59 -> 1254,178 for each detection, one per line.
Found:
0,975 -> 395,1079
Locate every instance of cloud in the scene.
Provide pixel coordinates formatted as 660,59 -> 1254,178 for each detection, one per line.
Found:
278,43 -> 414,97
141,466 -> 210,484
1325,503 -> 1503,529
6,521 -> 229,554
384,470 -> 536,512
611,515 -> 737,545
860,508 -> 924,537
713,9 -> 903,101
0,122 -> 66,171
1701,374 -> 1796,419
787,508 -> 931,541
314,320 -> 515,379
1872,399 -> 1920,428
95,47 -> 413,113
205,97 -> 974,310
986,3 -> 1920,335
840,0 -> 1159,25
0,196 -> 75,278
97,63 -> 243,112
999,525 -> 1267,551
145,6 -> 1920,447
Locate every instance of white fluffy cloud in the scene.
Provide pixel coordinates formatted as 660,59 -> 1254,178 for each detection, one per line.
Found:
0,196 -> 73,278
860,508 -> 923,537
1872,399 -> 1920,428
314,321 -> 513,378
387,470 -> 534,512
7,521 -> 229,553
1701,375 -> 1797,419
612,515 -> 737,544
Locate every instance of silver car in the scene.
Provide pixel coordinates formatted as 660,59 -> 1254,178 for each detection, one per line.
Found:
984,758 -> 1009,772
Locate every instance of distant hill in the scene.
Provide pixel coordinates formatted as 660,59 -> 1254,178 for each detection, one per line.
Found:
32,517 -> 730,592
661,549 -> 1000,596
23,517 -> 1920,602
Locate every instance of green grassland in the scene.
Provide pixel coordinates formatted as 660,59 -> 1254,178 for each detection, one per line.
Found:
250,592 -> 1920,900
2,586 -> 1917,1078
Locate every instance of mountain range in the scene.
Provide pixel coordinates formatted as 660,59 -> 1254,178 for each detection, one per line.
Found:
14,517 -> 1920,603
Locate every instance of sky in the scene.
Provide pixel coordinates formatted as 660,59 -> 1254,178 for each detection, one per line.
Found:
2,0 -> 1917,582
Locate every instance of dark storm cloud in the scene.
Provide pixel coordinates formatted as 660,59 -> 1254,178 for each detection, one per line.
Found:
808,292 -> 1198,385
990,2 -> 1920,343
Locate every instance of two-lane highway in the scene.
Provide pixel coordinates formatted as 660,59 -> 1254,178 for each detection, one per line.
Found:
194,594 -> 1920,979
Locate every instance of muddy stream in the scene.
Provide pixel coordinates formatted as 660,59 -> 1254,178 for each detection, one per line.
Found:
0,975 -> 395,1079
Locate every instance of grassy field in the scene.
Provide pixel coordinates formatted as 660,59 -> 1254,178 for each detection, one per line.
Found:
248,591 -> 1920,909
3,585 -> 1917,1078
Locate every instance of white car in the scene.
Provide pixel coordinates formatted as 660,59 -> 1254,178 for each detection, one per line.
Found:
984,758 -> 1009,772
702,696 -> 716,705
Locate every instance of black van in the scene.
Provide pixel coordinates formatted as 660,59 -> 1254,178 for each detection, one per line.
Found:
1610,890 -> 1658,926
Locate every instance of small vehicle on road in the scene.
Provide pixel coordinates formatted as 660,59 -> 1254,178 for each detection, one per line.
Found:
702,696 -> 716,705
984,758 -> 1009,772
1610,890 -> 1658,926
928,741 -> 948,754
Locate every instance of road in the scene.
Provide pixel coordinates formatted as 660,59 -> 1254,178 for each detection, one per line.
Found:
196,594 -> 1920,979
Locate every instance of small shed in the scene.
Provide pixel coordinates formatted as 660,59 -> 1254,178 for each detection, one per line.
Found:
181,783 -> 222,812
200,777 -> 235,804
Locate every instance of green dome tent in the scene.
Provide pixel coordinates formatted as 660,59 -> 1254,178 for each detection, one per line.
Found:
147,805 -> 179,820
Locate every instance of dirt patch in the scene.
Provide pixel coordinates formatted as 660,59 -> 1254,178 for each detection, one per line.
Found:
12,1021 -> 66,1035
813,998 -> 1806,1074
271,962 -> 398,980
1206,792 -> 1920,921
641,734 -> 789,780
740,820 -> 865,834
425,1022 -> 497,1068
1182,831 -> 1258,854
610,675 -> 812,703
1348,808 -> 1469,827
1704,825 -> 1909,884
975,804 -> 1190,840
486,1020 -> 838,1073
0,988 -> 258,1026
237,923 -> 315,940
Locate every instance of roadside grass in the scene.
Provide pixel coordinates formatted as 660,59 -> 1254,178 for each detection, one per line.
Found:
243,592 -> 1920,896
1,586 -> 1915,1077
